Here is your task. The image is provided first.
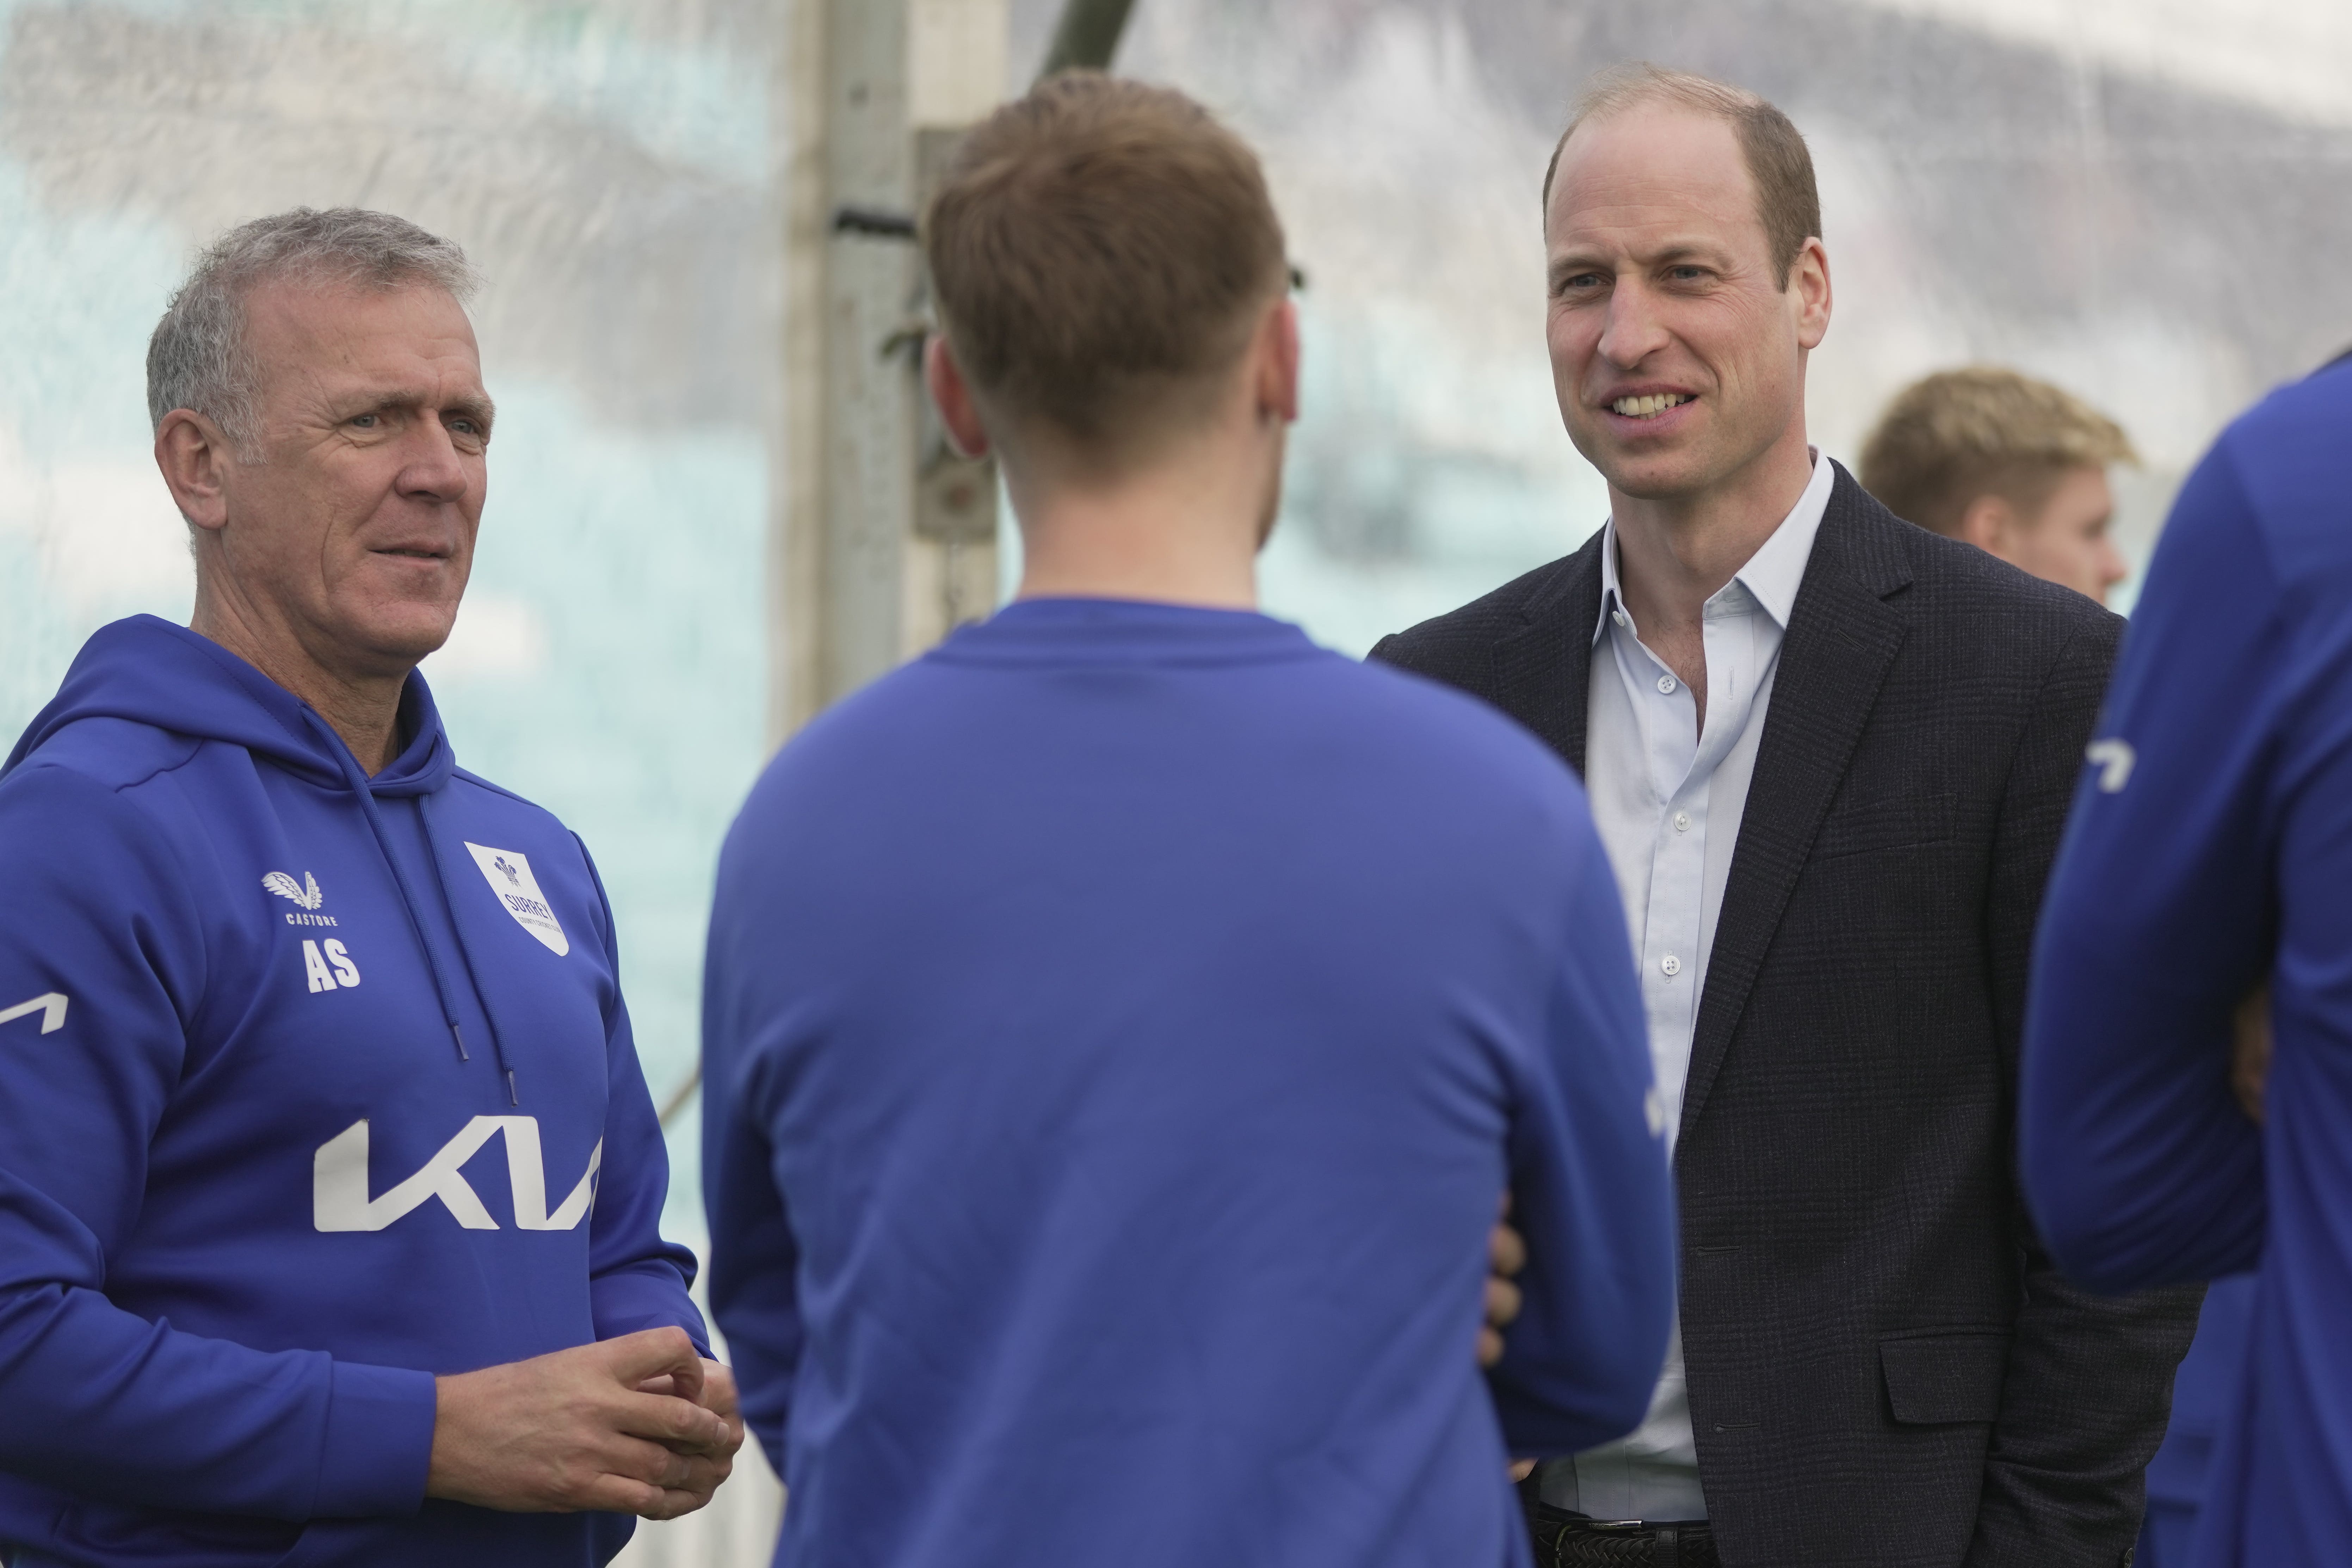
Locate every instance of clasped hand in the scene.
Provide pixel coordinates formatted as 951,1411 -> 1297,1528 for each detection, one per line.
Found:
426,1327 -> 745,1520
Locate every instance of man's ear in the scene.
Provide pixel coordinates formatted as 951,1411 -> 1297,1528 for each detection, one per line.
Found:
924,334 -> 991,460
1253,297 -> 1300,426
155,409 -> 234,532
1957,493 -> 2020,559
1790,237 -> 1832,352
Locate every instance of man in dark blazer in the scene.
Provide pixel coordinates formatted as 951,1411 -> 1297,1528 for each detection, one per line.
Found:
1374,65 -> 2198,1568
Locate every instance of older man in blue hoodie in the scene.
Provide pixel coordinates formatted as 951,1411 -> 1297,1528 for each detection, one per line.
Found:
0,209 -> 739,1568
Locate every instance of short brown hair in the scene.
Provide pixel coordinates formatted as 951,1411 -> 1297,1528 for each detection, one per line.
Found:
1859,367 -> 2137,537
923,73 -> 1287,457
1542,64 -> 1820,289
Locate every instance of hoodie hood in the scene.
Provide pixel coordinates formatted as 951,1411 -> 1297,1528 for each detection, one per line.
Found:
5,613 -> 456,796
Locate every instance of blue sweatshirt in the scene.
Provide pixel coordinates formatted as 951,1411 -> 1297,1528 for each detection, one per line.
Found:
2021,358 -> 2352,1566
2139,1274 -> 2256,1567
0,616 -> 702,1568
704,599 -> 1677,1568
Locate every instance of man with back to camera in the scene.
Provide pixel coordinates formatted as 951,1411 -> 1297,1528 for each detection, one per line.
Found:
1371,65 -> 2200,1567
1858,366 -> 2136,605
2020,350 -> 2352,1568
700,73 -> 1678,1568
1860,363 -> 2251,1566
0,208 -> 740,1568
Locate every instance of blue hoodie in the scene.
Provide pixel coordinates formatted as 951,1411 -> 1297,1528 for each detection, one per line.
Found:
0,616 -> 702,1568
2021,357 -> 2352,1565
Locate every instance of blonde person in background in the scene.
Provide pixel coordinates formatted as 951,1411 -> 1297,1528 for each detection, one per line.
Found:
1859,366 -> 2135,605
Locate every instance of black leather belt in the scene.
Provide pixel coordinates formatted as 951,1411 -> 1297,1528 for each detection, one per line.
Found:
1521,1492 -> 1719,1568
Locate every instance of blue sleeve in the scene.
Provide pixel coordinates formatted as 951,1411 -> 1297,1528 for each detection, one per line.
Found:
1488,826 -> 1679,1456
0,763 -> 434,1519
2021,440 -> 2281,1291
700,835 -> 803,1474
574,837 -> 709,1354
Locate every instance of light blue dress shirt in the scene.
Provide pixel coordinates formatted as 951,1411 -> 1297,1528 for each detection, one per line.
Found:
1548,451 -> 1833,1523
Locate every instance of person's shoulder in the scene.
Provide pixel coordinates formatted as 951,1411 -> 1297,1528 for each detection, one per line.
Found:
754,654 -> 958,779
450,765 -> 557,815
2202,359 -> 2352,579
1333,653 -> 1593,819
447,767 -> 591,855
1369,536 -> 1601,681
2227,353 -> 2352,459
0,722 -> 207,888
0,716 -> 205,806
1837,474 -> 2120,660
722,656 -> 979,854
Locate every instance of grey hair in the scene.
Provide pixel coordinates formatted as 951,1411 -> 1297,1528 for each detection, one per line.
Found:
146,207 -> 481,457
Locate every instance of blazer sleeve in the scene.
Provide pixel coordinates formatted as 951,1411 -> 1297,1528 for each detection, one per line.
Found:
1965,617 -> 2203,1568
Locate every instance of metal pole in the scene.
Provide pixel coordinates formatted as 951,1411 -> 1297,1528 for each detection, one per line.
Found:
1037,0 -> 1136,79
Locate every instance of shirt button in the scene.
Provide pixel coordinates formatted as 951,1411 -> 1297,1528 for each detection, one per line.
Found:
1673,811 -> 1692,832
1660,954 -> 1682,977
1613,609 -> 1629,627
1656,674 -> 1677,694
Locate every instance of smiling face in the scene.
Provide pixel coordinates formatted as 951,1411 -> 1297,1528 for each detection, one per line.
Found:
1544,104 -> 1829,505
203,278 -> 492,683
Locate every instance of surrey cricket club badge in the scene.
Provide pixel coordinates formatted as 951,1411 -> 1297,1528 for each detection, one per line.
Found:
463,842 -> 570,956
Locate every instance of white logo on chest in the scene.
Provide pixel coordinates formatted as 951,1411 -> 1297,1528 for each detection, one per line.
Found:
463,843 -> 569,956
313,1116 -> 602,1231
301,938 -> 362,993
264,870 -> 338,926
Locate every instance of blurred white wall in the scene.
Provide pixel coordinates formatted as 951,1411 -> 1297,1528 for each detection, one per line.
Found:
4,2 -> 2350,1564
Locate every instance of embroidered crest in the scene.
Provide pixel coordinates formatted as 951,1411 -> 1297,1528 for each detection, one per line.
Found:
462,842 -> 569,956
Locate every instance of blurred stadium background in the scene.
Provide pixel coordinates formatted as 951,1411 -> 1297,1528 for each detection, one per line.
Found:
2,0 -> 2347,1557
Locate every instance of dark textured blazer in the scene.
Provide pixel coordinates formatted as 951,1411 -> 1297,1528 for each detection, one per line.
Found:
1372,467 -> 2199,1568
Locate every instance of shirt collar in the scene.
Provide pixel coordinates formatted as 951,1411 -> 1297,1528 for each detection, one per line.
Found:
1594,449 -> 1835,646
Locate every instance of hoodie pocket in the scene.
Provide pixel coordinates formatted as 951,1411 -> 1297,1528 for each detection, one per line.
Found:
1881,1331 -> 2009,1425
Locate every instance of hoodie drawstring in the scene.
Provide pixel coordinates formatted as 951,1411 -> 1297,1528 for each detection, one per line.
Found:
415,791 -> 521,1106
310,713 -> 480,1074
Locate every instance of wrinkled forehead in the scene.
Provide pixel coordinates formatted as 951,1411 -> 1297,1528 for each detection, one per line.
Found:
241,276 -> 486,405
1544,105 -> 1766,258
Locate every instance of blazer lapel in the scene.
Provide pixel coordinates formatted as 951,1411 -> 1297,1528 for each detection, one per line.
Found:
1490,530 -> 1605,776
1679,477 -> 1912,1143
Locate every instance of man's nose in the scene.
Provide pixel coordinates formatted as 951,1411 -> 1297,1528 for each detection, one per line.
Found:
397,420 -> 476,503
1596,280 -> 1670,368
